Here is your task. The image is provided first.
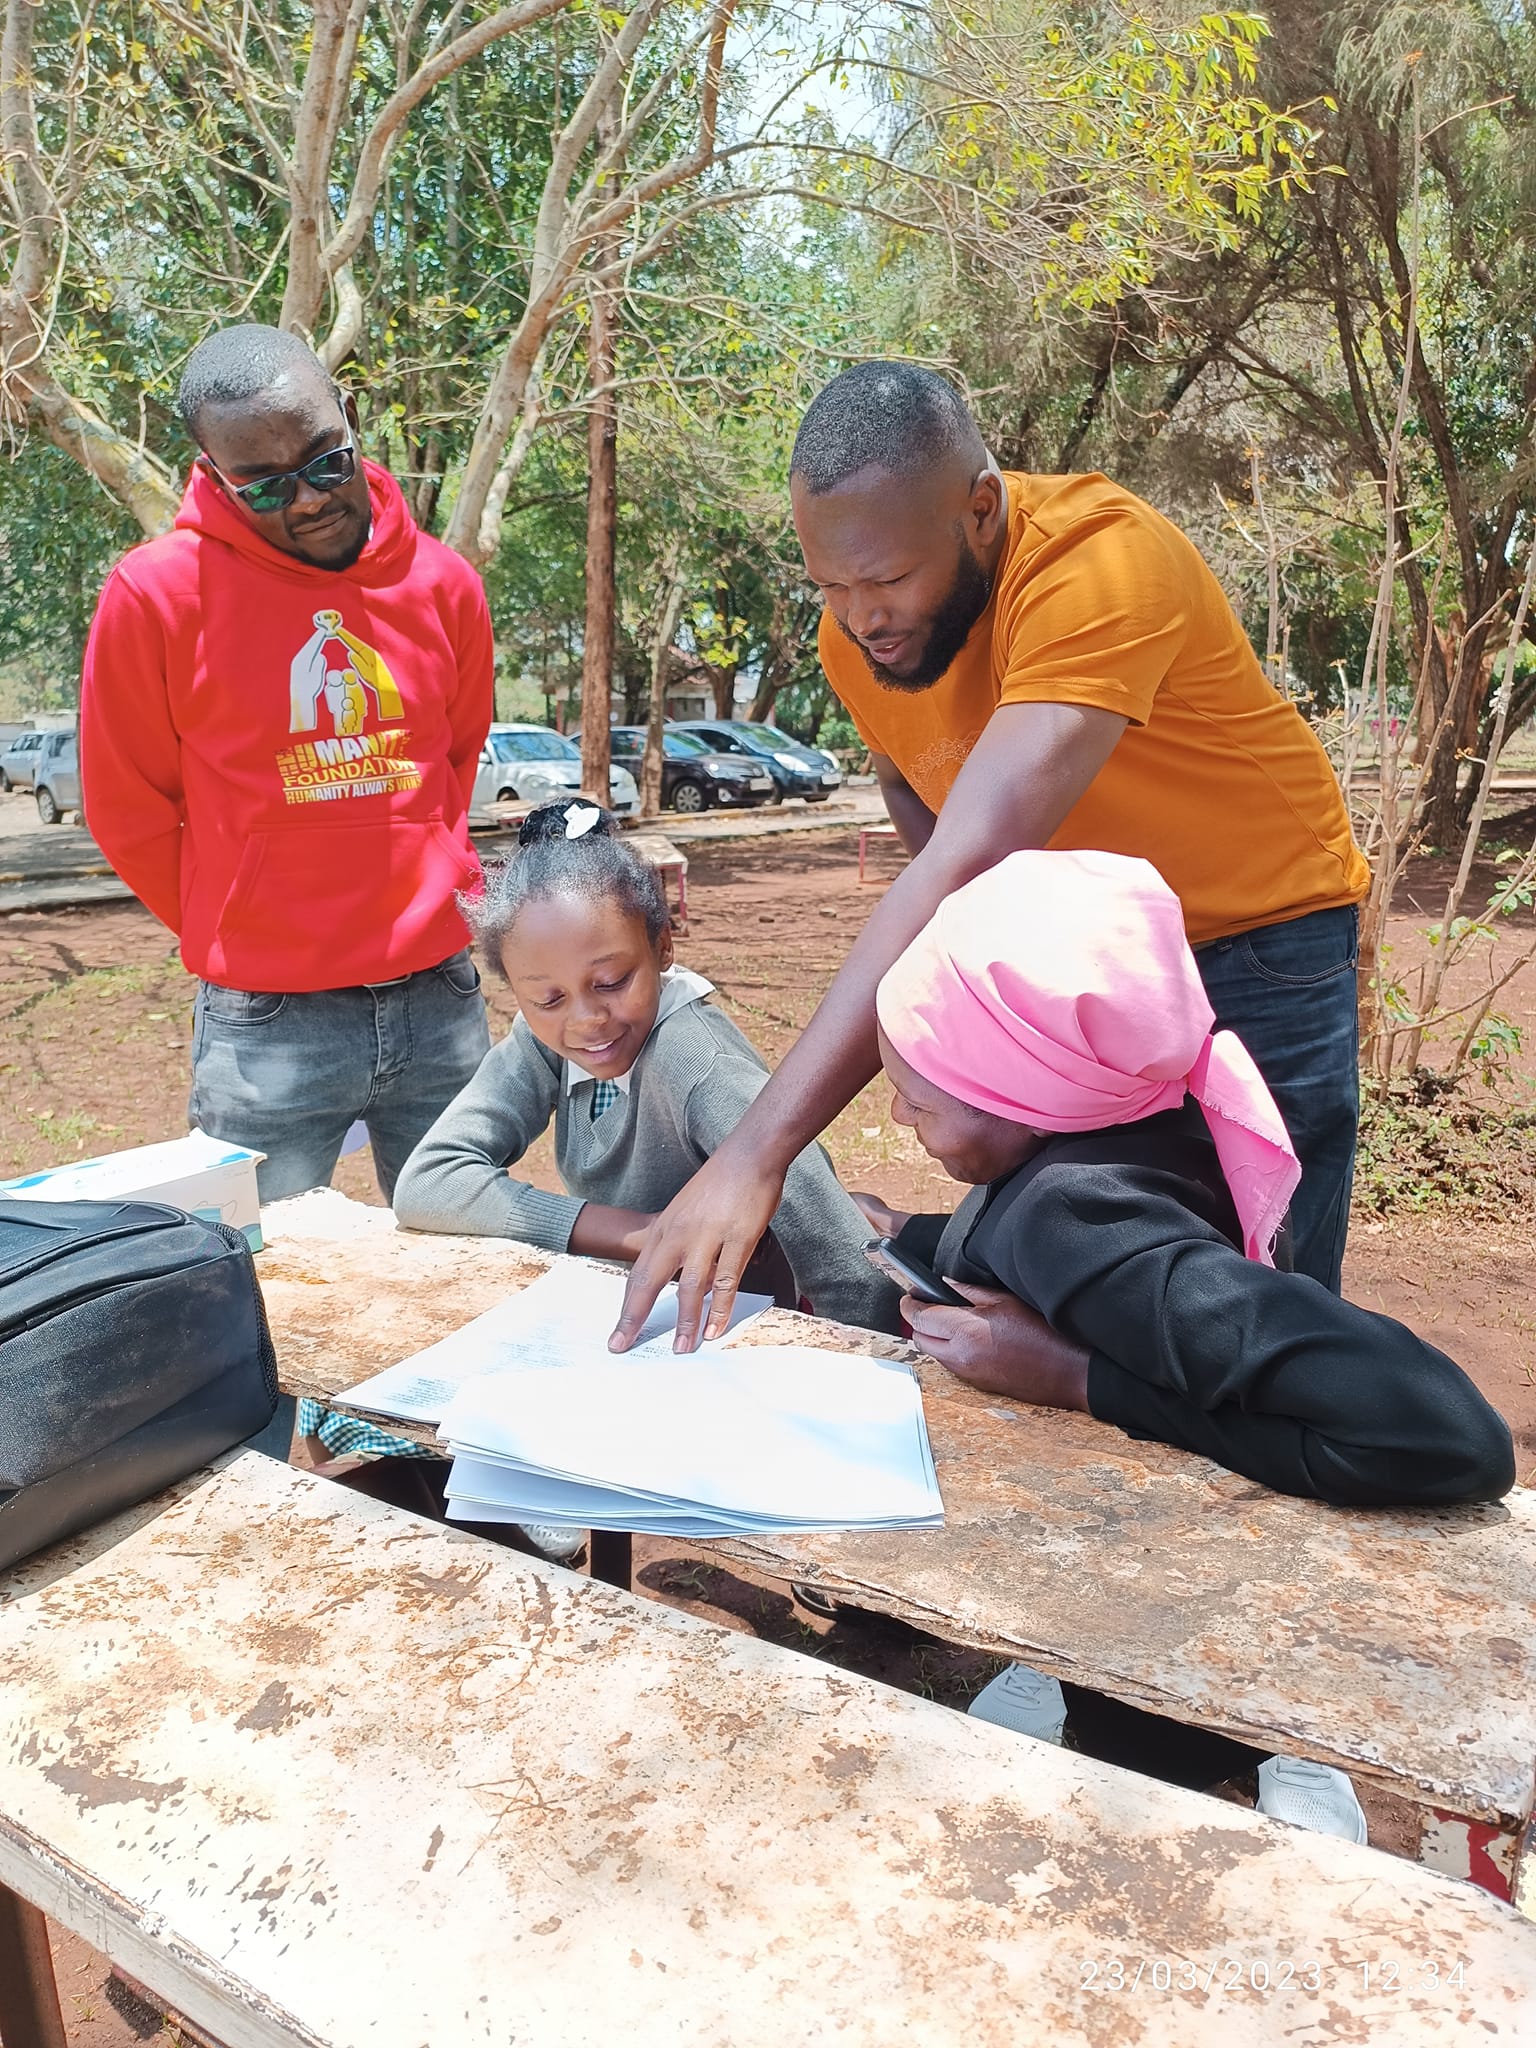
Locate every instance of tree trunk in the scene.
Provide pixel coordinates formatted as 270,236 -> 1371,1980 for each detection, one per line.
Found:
278,0 -> 363,338
411,76 -> 460,538
710,580 -> 737,716
7,362 -> 181,536
621,656 -> 648,725
443,314 -> 551,562
1417,629 -> 1486,848
640,548 -> 686,819
579,184 -> 618,804
414,430 -> 444,533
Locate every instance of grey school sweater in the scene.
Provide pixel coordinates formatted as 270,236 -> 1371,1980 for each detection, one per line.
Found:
393,971 -> 901,1334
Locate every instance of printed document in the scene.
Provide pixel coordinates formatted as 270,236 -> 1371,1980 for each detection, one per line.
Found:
439,1343 -> 944,1535
339,1259 -> 769,1425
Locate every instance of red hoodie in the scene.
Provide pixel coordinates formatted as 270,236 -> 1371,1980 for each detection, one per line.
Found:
81,462 -> 493,992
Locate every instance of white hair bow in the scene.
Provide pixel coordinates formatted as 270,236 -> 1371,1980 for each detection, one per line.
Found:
565,804 -> 602,840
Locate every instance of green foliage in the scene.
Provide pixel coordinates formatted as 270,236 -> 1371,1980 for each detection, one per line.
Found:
0,442 -> 138,695
931,10 -> 1319,312
1354,1076 -> 1536,1216
1465,1012 -> 1524,1082
5,0 -> 1320,719
809,711 -> 864,754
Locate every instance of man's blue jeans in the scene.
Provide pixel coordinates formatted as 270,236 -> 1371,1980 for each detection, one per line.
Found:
189,949 -> 492,1206
1196,905 -> 1360,1293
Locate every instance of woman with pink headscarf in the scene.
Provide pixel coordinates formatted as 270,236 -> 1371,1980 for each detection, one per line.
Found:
869,848 -> 1511,1508
863,848 -> 1513,1836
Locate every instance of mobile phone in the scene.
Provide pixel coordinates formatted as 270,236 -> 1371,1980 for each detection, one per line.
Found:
863,1236 -> 968,1307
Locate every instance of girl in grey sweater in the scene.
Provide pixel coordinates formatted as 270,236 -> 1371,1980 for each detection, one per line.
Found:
394,800 -> 899,1334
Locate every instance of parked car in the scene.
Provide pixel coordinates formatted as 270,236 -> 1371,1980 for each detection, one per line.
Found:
669,720 -> 843,803
575,727 -> 776,814
471,723 -> 638,819
0,730 -> 45,792
34,730 -> 81,825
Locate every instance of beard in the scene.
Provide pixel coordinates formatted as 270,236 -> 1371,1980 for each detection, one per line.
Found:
287,507 -> 372,572
839,528 -> 994,693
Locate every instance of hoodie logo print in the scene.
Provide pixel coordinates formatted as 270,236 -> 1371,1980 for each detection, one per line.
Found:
289,608 -> 404,734
275,608 -> 422,805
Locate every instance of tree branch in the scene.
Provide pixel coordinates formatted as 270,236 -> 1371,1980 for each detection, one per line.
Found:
318,0 -> 575,287
1,0 -> 179,531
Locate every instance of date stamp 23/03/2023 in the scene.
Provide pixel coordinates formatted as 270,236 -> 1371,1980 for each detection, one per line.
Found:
1077,1955 -> 1468,1997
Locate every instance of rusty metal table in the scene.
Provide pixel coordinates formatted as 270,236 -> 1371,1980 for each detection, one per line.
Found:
2,1452 -> 1535,2047
260,1193 -> 1536,1907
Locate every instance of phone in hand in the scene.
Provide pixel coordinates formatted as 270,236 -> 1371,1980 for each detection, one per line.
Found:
863,1236 -> 968,1308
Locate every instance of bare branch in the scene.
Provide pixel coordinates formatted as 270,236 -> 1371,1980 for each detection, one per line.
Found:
318,0 -> 576,289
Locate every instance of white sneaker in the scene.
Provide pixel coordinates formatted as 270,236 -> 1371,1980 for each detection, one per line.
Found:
516,1521 -> 586,1564
968,1663 -> 1068,1745
1256,1757 -> 1368,1843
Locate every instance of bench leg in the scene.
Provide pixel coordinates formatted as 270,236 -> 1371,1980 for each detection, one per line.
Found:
0,1885 -> 68,2048
1513,1810 -> 1536,1921
1418,1807 -> 1527,1909
589,1530 -> 632,1591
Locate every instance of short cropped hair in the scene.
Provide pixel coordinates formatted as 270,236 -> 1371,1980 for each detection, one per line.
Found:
463,797 -> 670,972
177,324 -> 333,440
790,361 -> 987,494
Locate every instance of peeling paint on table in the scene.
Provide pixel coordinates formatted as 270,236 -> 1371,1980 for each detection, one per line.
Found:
1,1456 -> 1533,2047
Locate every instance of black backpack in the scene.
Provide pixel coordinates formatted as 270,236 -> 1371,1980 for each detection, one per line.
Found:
0,1197 -> 278,1571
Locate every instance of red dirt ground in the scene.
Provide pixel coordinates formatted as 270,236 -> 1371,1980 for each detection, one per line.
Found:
3,826 -> 1533,2039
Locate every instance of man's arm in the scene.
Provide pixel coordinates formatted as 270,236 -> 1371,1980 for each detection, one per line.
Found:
871,751 -> 935,857
80,571 -> 186,932
611,697 -> 1127,1349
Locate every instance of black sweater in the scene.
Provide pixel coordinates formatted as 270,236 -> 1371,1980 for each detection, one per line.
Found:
899,1102 -> 1514,1508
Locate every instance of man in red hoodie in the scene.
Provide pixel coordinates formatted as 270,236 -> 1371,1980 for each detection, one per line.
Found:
82,325 -> 494,1206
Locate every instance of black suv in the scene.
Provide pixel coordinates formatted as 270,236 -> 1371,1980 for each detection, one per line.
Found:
669,720 -> 842,803
574,727 -> 776,814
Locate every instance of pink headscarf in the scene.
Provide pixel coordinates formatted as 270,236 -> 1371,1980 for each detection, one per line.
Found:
875,849 -> 1300,1265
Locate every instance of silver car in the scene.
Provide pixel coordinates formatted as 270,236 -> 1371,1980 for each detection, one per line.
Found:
0,730 -> 45,792
471,723 -> 638,820
34,730 -> 82,825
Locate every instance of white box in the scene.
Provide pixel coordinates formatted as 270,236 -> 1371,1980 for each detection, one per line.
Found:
0,1130 -> 266,1250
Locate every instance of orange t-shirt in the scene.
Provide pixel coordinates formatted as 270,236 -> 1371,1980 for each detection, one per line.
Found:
820,471 -> 1368,945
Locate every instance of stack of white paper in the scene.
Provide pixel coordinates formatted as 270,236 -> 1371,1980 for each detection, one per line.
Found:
339,1260 -> 771,1426
439,1344 -> 945,1537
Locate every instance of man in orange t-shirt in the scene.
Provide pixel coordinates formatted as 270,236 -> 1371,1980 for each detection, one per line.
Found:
613,363 -> 1367,1356
813,470 -> 1366,950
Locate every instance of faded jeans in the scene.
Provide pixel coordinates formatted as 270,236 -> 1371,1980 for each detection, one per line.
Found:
191,949 -> 491,1462
189,948 -> 491,1205
1197,905 -> 1360,1293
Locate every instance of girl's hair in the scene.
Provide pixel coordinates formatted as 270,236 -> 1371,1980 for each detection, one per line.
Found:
463,796 -> 669,974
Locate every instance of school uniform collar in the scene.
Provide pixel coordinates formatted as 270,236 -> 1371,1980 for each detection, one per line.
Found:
563,965 -> 715,1093
565,1062 -> 634,1100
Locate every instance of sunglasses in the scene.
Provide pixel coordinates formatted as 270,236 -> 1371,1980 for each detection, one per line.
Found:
204,434 -> 358,515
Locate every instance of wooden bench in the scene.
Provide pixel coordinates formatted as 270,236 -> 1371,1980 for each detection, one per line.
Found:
858,821 -> 900,881
475,811 -> 689,932
624,828 -> 689,931
259,1194 -> 1536,1910
2,1452 -> 1533,2047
